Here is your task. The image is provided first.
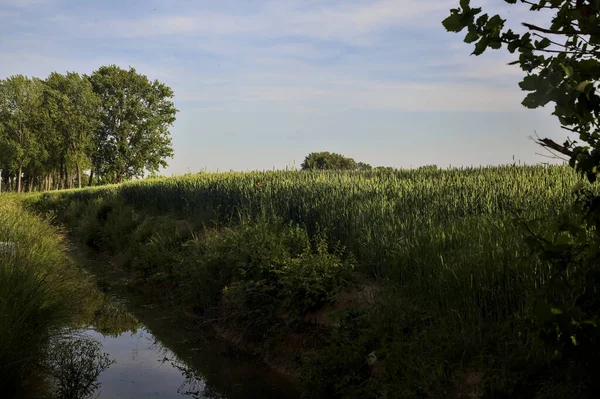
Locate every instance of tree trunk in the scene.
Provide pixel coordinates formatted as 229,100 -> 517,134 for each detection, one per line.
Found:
76,162 -> 81,189
88,168 -> 94,187
17,165 -> 22,193
59,161 -> 64,190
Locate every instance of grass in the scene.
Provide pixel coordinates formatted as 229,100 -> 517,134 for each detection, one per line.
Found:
0,196 -> 96,396
24,164 -> 594,398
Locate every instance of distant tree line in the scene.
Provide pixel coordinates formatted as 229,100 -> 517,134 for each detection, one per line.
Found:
0,65 -> 177,193
301,151 -> 415,171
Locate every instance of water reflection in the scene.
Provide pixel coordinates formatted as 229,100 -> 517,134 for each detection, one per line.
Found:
84,326 -> 222,399
51,295 -> 222,399
88,298 -> 141,338
44,333 -> 115,399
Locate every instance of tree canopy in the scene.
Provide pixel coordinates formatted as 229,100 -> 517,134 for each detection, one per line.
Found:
300,151 -> 372,170
89,65 -> 177,184
0,65 -> 178,192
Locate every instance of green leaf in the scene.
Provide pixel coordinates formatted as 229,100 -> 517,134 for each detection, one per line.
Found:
578,59 -> 600,75
560,63 -> 574,78
521,90 -> 548,108
460,0 -> 470,9
486,15 -> 505,33
535,38 -> 551,49
476,14 -> 489,26
555,231 -> 573,246
489,40 -> 502,50
507,39 -> 521,53
442,13 -> 465,32
464,31 -> 480,44
472,37 -> 489,55
576,81 -> 591,92
519,75 -> 539,91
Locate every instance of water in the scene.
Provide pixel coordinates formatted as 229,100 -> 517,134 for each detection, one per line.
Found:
83,327 -> 214,398
75,306 -> 298,399
52,250 -> 300,399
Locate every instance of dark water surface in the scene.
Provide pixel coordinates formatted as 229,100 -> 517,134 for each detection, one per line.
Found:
67,251 -> 300,399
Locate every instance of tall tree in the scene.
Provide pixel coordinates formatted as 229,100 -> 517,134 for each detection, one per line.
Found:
0,75 -> 44,192
89,65 -> 177,183
42,72 -> 100,188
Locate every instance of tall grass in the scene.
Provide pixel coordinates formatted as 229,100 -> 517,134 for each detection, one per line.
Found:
0,196 -> 89,395
29,165 -> 585,307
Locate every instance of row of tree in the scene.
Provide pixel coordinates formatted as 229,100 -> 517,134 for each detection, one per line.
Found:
0,65 -> 178,192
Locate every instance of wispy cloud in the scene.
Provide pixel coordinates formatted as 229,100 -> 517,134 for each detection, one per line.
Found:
73,0 -> 456,44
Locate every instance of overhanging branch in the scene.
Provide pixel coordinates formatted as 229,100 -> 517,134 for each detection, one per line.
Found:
537,137 -> 574,157
522,22 -> 600,37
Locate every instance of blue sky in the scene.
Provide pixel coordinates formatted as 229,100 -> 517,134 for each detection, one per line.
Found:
0,0 -> 568,174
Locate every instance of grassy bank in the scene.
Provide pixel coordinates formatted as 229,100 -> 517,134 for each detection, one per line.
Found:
0,196 -> 98,396
24,165 -> 592,398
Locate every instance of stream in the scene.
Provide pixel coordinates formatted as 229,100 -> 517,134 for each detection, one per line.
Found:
52,250 -> 301,399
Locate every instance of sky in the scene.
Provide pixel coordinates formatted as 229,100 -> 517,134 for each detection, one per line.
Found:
0,0 -> 569,174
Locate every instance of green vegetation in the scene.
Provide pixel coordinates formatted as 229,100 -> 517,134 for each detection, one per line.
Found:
0,65 -> 177,192
444,0 -> 600,396
4,1 -> 599,395
0,195 -> 140,396
0,197 -> 95,395
25,164 -> 595,397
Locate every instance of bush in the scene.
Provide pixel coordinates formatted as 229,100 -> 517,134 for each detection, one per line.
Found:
174,218 -> 355,337
219,221 -> 355,336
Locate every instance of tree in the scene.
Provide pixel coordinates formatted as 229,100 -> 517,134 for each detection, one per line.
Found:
0,75 -> 44,193
444,0 -> 600,390
42,72 -> 100,188
301,151 -> 371,170
89,65 -> 177,184
443,0 -> 600,180
356,162 -> 373,171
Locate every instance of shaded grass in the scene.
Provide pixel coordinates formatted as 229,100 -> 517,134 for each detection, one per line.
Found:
0,196 -> 94,395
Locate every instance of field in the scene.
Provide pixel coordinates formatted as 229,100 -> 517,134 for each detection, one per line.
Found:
25,165 -> 590,397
